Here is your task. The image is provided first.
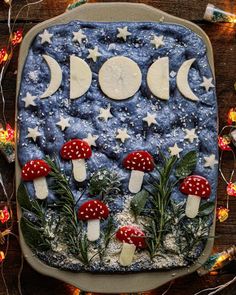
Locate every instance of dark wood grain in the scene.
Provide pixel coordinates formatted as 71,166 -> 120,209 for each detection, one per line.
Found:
0,1 -> 236,294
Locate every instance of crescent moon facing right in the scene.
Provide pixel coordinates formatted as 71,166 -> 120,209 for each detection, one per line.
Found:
176,58 -> 199,102
40,55 -> 62,99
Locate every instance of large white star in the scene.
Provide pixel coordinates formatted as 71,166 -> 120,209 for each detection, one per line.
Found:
22,92 -> 37,108
117,26 -> 131,41
143,112 -> 157,127
204,154 -> 218,169
39,29 -> 53,44
72,29 -> 86,44
87,46 -> 102,62
56,117 -> 70,131
97,104 -> 113,122
27,126 -> 41,142
84,133 -> 98,147
116,128 -> 130,143
169,143 -> 183,158
151,35 -> 165,49
184,128 -> 198,143
200,77 -> 215,92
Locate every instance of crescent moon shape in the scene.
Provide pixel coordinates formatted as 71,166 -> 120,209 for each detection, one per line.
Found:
70,56 -> 92,99
147,57 -> 169,100
176,58 -> 199,102
40,55 -> 62,99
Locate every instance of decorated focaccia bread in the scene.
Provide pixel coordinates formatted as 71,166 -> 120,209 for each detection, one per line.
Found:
17,21 -> 218,272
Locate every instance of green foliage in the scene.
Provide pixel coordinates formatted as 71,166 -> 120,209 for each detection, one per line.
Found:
130,190 -> 149,220
88,168 -> 121,201
102,216 -> 116,249
198,201 -> 215,217
175,150 -> 197,179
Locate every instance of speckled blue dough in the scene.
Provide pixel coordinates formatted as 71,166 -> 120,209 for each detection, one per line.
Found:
17,21 -> 218,272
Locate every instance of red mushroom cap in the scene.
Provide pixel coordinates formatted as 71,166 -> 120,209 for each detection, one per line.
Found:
22,159 -> 51,181
116,225 -> 146,249
123,151 -> 154,172
60,139 -> 92,160
179,175 -> 211,199
78,200 -> 109,220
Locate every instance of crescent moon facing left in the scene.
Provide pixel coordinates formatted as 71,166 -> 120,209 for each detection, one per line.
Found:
176,58 -> 199,102
40,55 -> 62,99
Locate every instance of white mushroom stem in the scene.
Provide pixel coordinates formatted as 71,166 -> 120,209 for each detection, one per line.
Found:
119,242 -> 136,266
87,219 -> 100,242
128,170 -> 144,193
33,177 -> 49,200
72,159 -> 86,182
185,194 -> 201,218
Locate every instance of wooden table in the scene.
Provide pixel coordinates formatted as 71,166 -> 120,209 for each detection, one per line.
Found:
0,0 -> 235,294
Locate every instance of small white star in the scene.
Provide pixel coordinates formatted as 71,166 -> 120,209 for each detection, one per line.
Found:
143,112 -> 157,127
28,71 -> 38,82
184,128 -> 198,143
87,46 -> 102,62
204,154 -> 218,169
116,128 -> 130,143
200,77 -> 215,92
117,26 -> 131,41
84,133 -> 98,147
39,29 -> 53,44
27,126 -> 41,142
72,29 -> 86,44
56,117 -> 70,131
97,104 -> 113,122
169,143 -> 183,158
151,35 -> 165,49
22,92 -> 37,108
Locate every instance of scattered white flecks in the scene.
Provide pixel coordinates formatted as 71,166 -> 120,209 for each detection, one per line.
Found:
170,70 -> 176,78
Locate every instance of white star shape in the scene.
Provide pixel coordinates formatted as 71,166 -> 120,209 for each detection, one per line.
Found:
84,133 -> 98,147
22,92 -> 37,108
97,104 -> 113,122
169,143 -> 183,158
39,29 -> 53,44
204,154 -> 218,169
184,128 -> 198,143
200,77 -> 215,92
151,35 -> 165,49
116,128 -> 130,143
27,126 -> 41,142
143,112 -> 157,127
28,71 -> 38,82
56,117 -> 70,131
72,29 -> 86,44
87,46 -> 102,62
117,26 -> 131,41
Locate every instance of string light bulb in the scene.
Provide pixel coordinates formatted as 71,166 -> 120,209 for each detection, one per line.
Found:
0,206 -> 10,224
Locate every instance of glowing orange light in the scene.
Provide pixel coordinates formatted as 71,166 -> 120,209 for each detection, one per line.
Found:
217,206 -> 229,222
218,136 -> 232,151
0,124 -> 15,144
227,182 -> 236,197
0,48 -> 8,65
0,207 -> 10,224
0,251 -> 5,263
227,108 -> 236,125
11,28 -> 23,46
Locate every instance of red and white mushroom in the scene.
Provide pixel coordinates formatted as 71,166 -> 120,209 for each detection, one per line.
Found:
60,139 -> 92,182
123,151 -> 154,193
78,200 -> 109,241
21,159 -> 51,200
116,225 -> 146,266
179,175 -> 211,218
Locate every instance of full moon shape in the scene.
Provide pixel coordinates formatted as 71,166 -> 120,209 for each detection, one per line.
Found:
99,56 -> 142,100
147,57 -> 169,100
176,58 -> 199,102
40,55 -> 62,99
70,56 -> 92,99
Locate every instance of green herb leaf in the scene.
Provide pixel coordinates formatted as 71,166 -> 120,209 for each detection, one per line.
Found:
20,217 -> 50,250
130,190 -> 149,219
198,201 -> 215,216
17,182 -> 32,211
175,151 -> 197,179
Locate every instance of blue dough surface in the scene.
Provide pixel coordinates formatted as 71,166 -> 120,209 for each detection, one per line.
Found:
17,21 -> 218,272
